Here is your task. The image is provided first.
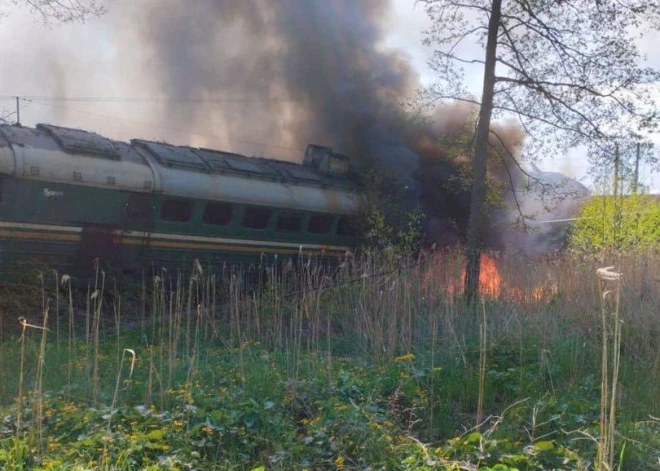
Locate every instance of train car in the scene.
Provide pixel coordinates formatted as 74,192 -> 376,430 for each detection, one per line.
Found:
0,123 -> 364,282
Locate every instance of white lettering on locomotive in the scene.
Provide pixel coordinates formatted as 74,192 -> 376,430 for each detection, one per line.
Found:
43,188 -> 64,198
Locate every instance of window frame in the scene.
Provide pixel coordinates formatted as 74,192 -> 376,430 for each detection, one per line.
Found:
275,211 -> 304,233
307,213 -> 336,235
241,205 -> 273,230
160,198 -> 194,223
202,200 -> 235,227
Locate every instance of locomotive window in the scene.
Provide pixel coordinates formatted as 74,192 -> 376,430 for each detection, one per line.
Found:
126,195 -> 153,219
203,202 -> 234,226
242,206 -> 271,230
275,212 -> 303,233
160,199 -> 193,223
308,214 -> 335,234
337,216 -> 359,236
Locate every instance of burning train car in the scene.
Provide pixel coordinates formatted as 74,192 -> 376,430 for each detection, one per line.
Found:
0,119 -> 594,283
498,163 -> 592,254
0,123 -> 363,280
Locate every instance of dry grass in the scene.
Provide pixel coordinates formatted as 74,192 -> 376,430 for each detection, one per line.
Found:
1,247 -> 659,467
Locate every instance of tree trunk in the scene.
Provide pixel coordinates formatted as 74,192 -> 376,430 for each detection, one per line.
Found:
464,0 -> 502,303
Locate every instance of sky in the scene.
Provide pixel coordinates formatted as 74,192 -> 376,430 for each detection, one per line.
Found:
0,0 -> 658,193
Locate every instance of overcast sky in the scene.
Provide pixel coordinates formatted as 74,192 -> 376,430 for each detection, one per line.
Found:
0,0 -> 658,192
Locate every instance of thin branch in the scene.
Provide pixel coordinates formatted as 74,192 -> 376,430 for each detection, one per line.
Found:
489,128 -> 549,192
488,139 -> 530,232
416,0 -> 492,14
446,25 -> 489,58
495,76 -> 649,119
434,51 -> 486,65
423,93 -> 482,110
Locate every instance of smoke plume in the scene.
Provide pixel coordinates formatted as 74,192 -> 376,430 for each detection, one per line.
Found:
4,0 -> 586,251
131,0 -> 534,247
135,1 -> 417,168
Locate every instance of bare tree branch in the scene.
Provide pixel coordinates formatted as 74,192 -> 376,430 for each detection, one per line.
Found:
9,0 -> 105,24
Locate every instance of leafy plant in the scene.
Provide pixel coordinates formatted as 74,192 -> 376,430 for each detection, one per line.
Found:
569,194 -> 660,252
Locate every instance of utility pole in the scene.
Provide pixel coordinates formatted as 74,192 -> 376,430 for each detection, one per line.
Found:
633,142 -> 642,245
613,143 -> 622,249
633,143 -> 640,195
15,97 -> 20,125
613,143 -> 620,198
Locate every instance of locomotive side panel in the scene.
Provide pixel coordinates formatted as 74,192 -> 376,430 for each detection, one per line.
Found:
0,123 -> 363,282
0,175 -> 139,279
130,195 -> 356,274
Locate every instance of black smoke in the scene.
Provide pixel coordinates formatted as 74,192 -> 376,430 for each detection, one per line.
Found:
132,0 -> 526,245
130,0 -> 584,251
137,1 -> 415,162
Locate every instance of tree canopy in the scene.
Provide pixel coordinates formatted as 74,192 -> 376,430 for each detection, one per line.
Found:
421,0 -> 659,159
569,193 -> 660,252
419,0 -> 660,299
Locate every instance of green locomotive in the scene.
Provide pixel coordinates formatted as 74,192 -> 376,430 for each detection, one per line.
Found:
0,123 -> 363,281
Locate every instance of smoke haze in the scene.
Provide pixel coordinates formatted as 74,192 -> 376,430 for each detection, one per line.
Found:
133,0 -> 536,244
135,1 -> 419,176
0,0 -> 587,251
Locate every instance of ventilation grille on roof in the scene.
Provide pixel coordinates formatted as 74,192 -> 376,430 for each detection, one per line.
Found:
132,140 -> 210,171
194,148 -> 281,178
37,123 -> 120,160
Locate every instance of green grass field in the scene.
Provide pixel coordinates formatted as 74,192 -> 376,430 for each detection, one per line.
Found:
0,249 -> 658,470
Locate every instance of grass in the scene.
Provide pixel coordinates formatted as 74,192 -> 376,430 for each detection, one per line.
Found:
0,247 -> 658,470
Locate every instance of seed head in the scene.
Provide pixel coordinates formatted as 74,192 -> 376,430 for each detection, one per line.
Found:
596,266 -> 621,282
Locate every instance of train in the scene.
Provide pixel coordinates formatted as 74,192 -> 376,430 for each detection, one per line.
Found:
0,123 -> 364,282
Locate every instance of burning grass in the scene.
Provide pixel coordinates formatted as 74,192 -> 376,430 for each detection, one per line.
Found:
421,251 -> 559,303
0,248 -> 659,469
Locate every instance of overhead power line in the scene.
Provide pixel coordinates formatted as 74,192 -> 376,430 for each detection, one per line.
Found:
0,95 -> 306,105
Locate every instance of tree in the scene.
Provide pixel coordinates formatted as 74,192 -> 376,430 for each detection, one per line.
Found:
419,0 -> 660,302
2,0 -> 105,24
355,167 -> 425,260
569,194 -> 660,252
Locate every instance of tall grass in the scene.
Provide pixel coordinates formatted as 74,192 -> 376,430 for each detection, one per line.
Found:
0,247 -> 659,467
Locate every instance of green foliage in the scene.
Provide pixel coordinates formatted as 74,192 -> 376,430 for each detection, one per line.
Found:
568,194 -> 660,252
0,352 -> 610,471
357,167 -> 424,257
1,252 -> 660,469
398,431 -> 584,471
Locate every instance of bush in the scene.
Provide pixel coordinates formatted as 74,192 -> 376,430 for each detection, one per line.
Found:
568,194 -> 660,252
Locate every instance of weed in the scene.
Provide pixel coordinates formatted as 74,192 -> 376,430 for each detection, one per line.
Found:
0,249 -> 657,469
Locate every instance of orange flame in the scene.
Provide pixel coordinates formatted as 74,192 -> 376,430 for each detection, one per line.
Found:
420,251 -> 557,303
476,253 -> 501,297
424,252 -> 501,299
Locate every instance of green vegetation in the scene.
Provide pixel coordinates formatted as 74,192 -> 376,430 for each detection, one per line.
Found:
0,250 -> 659,470
569,194 -> 660,252
356,168 -> 424,258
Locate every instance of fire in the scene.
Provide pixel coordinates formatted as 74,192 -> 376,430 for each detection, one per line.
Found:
477,253 -> 501,297
424,252 -> 502,299
420,250 -> 558,303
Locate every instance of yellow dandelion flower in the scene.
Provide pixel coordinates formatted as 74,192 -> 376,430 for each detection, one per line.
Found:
334,455 -> 345,469
395,353 -> 415,362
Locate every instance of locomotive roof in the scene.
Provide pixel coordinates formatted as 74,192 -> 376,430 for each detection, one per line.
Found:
0,123 -> 358,191
0,123 -> 363,214
131,139 -> 357,190
0,123 -> 150,167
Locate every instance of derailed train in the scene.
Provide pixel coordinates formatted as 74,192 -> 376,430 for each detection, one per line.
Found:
0,122 -> 590,282
0,123 -> 363,281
